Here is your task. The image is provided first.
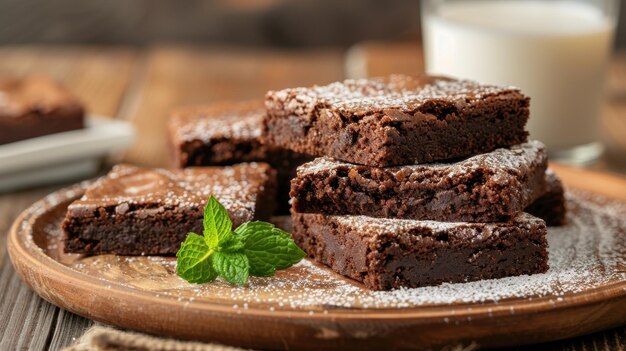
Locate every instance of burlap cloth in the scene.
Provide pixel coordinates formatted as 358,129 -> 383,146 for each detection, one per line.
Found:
63,324 -> 248,351
63,324 -> 479,351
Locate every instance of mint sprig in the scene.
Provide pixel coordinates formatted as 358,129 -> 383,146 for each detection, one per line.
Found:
176,196 -> 306,285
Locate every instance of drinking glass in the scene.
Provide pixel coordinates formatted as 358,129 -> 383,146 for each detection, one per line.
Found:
421,0 -> 619,164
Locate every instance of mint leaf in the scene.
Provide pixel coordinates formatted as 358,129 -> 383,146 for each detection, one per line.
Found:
218,235 -> 244,253
233,221 -> 282,242
235,222 -> 306,276
203,196 -> 232,248
176,197 -> 305,286
212,251 -> 249,286
176,232 -> 217,283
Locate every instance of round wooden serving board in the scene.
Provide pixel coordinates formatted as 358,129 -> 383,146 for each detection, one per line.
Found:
7,166 -> 626,350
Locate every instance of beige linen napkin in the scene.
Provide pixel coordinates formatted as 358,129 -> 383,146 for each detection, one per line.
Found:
63,325 -> 247,351
64,324 -> 478,351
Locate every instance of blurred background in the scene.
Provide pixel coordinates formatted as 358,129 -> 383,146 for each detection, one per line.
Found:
0,0 -> 623,48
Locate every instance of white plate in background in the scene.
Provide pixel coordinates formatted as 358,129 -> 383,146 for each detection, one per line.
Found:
0,116 -> 135,192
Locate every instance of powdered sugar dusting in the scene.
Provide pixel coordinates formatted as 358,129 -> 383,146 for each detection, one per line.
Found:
299,141 -> 545,180
170,104 -> 265,143
331,212 -> 542,238
270,75 -> 522,114
68,163 -> 270,219
26,189 -> 623,311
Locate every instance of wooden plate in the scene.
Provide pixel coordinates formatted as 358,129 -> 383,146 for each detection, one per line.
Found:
7,166 -> 626,350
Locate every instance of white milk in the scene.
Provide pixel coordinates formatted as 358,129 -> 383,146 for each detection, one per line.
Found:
422,0 -> 615,152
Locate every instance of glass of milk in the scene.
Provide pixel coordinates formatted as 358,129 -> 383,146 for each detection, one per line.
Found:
422,0 -> 619,164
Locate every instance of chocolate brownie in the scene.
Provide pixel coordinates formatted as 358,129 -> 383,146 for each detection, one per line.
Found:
292,212 -> 549,290
526,169 -> 566,226
264,74 -> 529,167
62,163 -> 277,255
0,76 -> 84,144
167,101 -> 311,213
291,141 -> 547,222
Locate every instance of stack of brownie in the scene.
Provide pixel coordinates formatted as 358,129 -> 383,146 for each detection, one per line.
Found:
263,75 -> 566,290
63,73 -> 566,291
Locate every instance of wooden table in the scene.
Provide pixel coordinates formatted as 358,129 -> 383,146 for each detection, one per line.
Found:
0,44 -> 625,350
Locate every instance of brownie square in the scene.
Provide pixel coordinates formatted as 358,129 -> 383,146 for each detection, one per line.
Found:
62,163 -> 277,255
167,101 -> 311,213
291,141 -> 547,222
264,74 -> 529,167
0,76 -> 85,144
292,212 -> 549,290
526,169 -> 566,226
